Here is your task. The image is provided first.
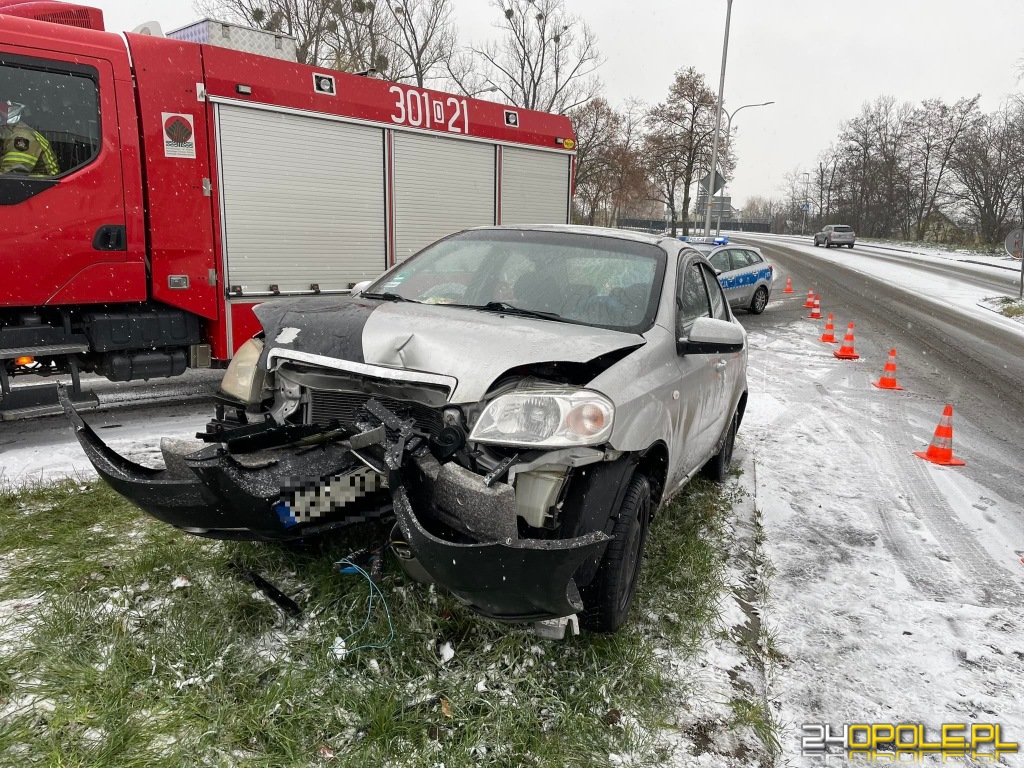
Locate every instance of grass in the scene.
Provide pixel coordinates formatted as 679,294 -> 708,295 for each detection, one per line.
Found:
996,296 -> 1024,318
0,476 -> 742,767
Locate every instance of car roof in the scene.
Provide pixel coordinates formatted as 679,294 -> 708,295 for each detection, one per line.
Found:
466,224 -> 678,248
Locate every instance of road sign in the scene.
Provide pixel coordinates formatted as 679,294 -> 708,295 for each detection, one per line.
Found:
700,170 -> 727,196
1005,228 -> 1023,260
801,203 -> 810,212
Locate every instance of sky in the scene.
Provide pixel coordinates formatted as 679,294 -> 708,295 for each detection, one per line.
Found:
90,0 -> 1024,208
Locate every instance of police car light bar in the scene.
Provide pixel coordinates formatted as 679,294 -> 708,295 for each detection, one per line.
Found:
680,236 -> 729,245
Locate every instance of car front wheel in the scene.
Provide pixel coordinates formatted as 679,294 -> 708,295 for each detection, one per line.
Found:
579,473 -> 651,634
749,286 -> 769,314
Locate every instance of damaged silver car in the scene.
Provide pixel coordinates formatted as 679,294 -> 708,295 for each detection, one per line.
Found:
64,226 -> 748,633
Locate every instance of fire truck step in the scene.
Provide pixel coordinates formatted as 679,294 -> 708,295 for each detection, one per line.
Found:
0,343 -> 90,360
0,383 -> 99,422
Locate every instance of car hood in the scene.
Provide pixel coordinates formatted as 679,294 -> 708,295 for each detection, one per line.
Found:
253,297 -> 645,403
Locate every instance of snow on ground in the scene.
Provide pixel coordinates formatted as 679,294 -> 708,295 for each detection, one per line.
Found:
740,311 -> 1024,764
734,233 -> 1024,335
0,402 -> 212,485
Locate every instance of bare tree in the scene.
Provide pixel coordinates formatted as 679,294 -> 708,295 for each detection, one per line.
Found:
452,0 -> 603,113
384,0 -> 457,87
909,96 -> 981,240
646,68 -> 719,235
325,0 -> 404,79
198,0 -> 335,65
569,97 -> 647,226
949,103 -> 1024,244
570,97 -> 619,224
741,195 -> 782,224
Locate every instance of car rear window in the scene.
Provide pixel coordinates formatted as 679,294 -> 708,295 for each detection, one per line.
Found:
833,226 -> 853,233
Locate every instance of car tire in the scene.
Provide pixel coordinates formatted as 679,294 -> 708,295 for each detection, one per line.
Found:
748,286 -> 769,315
579,473 -> 651,634
848,243 -> 854,249
702,412 -> 738,483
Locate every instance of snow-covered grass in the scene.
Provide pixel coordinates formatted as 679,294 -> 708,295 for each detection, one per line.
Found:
0,474 -> 777,766
982,294 -> 1024,322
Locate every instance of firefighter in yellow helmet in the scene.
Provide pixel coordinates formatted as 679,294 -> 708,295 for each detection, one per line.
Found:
0,101 -> 60,176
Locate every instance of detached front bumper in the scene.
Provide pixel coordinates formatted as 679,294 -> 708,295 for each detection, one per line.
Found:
60,392 -> 390,540
62,392 -> 611,622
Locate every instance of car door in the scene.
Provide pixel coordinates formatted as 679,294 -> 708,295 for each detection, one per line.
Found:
727,249 -> 757,306
707,248 -> 738,307
670,257 -> 719,479
698,262 -> 736,444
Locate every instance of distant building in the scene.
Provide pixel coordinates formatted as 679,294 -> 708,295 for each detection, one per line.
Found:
695,188 -> 738,219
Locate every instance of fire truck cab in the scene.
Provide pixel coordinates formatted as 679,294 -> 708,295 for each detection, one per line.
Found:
0,1 -> 576,419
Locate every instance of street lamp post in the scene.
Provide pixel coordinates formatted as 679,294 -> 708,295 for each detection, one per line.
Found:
801,171 -> 810,235
714,101 -> 774,235
704,0 -> 733,236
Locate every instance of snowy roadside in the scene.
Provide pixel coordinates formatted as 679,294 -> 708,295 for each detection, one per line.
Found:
0,401 -> 212,485
737,233 -> 1024,332
741,303 -> 1024,765
735,231 -> 1023,273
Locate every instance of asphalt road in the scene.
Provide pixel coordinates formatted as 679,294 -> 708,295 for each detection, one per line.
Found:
733,235 -> 1024,510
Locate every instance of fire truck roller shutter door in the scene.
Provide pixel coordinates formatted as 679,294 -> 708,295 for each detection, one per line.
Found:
392,132 -> 496,262
500,146 -> 570,225
216,104 -> 386,294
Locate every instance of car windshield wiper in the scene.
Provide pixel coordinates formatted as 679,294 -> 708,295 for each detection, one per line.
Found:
361,291 -> 419,303
482,301 -> 561,319
478,301 -> 567,322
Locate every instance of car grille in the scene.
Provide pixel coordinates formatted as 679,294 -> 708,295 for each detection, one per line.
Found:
307,389 -> 445,437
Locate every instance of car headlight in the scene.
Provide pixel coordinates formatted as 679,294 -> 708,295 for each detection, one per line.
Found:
220,337 -> 267,404
469,389 -> 614,447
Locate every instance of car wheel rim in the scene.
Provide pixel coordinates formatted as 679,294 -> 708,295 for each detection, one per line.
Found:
754,289 -> 767,312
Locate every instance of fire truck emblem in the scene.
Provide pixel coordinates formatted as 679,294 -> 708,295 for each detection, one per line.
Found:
164,116 -> 193,143
161,112 -> 196,159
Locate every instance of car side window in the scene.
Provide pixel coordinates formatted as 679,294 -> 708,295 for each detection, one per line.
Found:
708,250 -> 730,273
730,249 -> 753,269
744,250 -> 763,264
700,264 -> 729,321
676,261 -> 711,337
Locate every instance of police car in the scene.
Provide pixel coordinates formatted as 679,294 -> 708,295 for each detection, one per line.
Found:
679,236 -> 774,315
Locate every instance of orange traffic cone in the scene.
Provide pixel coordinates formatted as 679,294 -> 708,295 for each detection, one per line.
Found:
871,348 -> 904,390
913,404 -> 965,466
783,276 -> 794,294
820,313 -> 837,343
804,290 -> 815,308
833,322 -> 860,360
808,296 -> 822,319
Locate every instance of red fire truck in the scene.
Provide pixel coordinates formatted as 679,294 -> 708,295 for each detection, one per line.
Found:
0,1 -> 576,419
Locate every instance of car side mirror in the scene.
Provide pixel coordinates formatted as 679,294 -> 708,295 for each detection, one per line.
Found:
678,317 -> 745,355
350,280 -> 372,297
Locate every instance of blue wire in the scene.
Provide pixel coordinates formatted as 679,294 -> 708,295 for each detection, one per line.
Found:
334,557 -> 395,657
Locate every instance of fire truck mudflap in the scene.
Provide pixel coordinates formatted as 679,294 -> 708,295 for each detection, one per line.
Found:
60,389 -> 610,621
